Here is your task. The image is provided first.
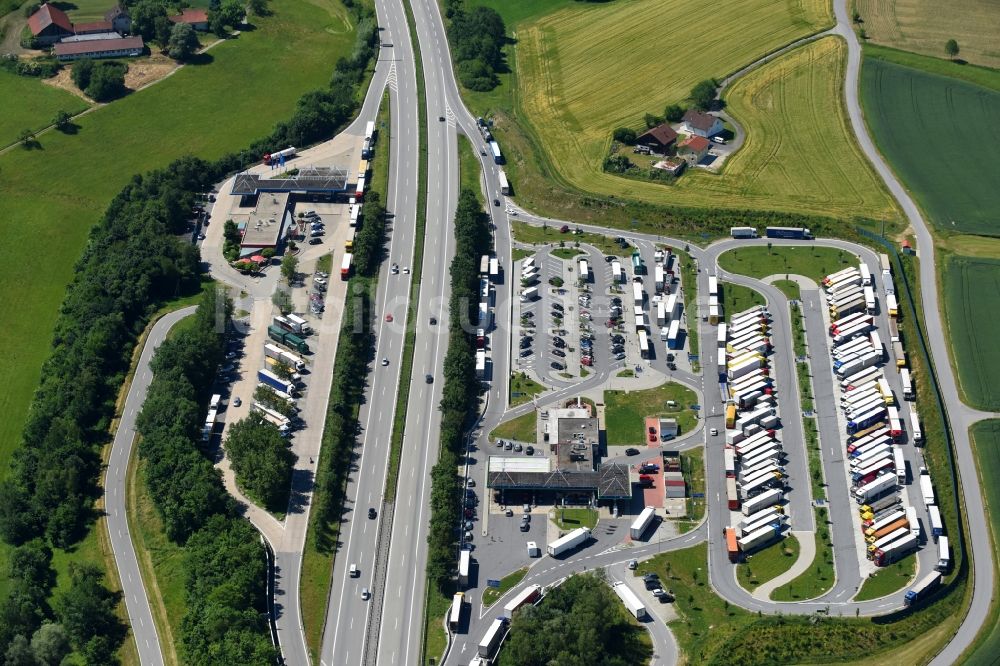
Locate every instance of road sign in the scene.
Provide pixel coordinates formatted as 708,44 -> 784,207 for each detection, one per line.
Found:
487,579 -> 501,588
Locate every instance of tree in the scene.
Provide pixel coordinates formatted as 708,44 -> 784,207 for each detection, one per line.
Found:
664,103 -> 685,122
130,0 -> 169,42
247,0 -> 269,16
167,22 -> 199,61
612,127 -> 636,145
271,288 -> 292,314
945,39 -> 960,59
31,622 -> 71,666
17,128 -> 35,147
644,113 -> 661,129
4,635 -> 34,666
71,58 -> 94,90
53,110 -> 72,132
55,563 -> 122,652
223,415 -> 295,511
281,254 -> 298,282
85,62 -> 126,102
690,79 -> 717,110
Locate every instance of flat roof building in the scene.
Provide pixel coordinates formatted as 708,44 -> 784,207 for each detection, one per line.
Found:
241,192 -> 291,251
53,35 -> 143,61
231,166 -> 350,196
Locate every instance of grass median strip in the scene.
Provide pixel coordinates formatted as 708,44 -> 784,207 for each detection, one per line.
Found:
482,567 -> 528,608
854,552 -> 916,601
770,508 -> 834,601
737,535 -> 800,590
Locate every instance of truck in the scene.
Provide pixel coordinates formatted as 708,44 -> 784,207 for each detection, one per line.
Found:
860,493 -> 902,516
936,536 -> 950,571
612,582 -> 647,620
498,169 -> 510,195
892,340 -> 907,368
520,286 -> 538,302
480,255 -> 490,275
830,297 -> 866,320
267,326 -> 308,354
349,203 -> 361,227
882,269 -> 896,296
578,259 -> 589,282
886,292 -> 899,317
611,260 -> 623,283
739,509 -> 785,536
855,474 -> 896,504
258,368 -> 297,396
905,505 -> 920,539
863,508 -> 905,532
823,266 -> 859,286
724,449 -> 736,478
765,226 -> 812,239
919,467 -> 935,505
832,320 -> 874,346
264,343 -> 306,371
458,550 -> 471,587
503,584 -> 541,617
867,527 -> 911,556
630,506 -> 656,540
894,447 -> 906,483
449,592 -> 464,631
263,146 -> 296,165
489,140 -> 503,164
655,301 -> 667,327
730,226 -> 758,238
728,356 -> 765,381
851,457 -> 894,484
655,265 -> 666,293
740,447 -> 783,472
738,523 -> 783,552
489,257 -> 500,281
928,504 -> 944,539
341,252 -> 353,280
866,517 -> 910,542
741,487 -> 782,516
631,251 -> 645,274
830,312 -> 870,334
860,263 -> 872,286
632,281 -> 644,305
665,293 -> 680,320
841,366 -> 882,390
836,351 -> 881,379
905,572 -> 942,606
725,527 -> 740,562
725,404 -> 737,429
874,532 -> 918,567
255,408 -> 291,435
478,617 -> 507,659
727,478 -> 740,510
900,368 -> 915,400
864,285 -> 877,314
547,527 -> 590,557
666,319 -> 681,350
739,473 -> 783,500
877,377 -> 893,403
475,351 -> 487,379
847,407 -> 887,435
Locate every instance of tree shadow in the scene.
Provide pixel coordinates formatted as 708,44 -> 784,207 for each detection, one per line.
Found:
185,51 -> 215,66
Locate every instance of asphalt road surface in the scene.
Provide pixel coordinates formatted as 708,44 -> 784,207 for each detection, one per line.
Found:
105,306 -> 196,666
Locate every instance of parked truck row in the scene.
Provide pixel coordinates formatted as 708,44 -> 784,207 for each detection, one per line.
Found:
720,305 -> 787,561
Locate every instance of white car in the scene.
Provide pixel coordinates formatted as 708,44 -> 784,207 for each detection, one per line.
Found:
314,276 -> 328,286
403,266 -> 410,274
381,357 -> 389,366
710,428 -> 719,436
391,263 -> 399,274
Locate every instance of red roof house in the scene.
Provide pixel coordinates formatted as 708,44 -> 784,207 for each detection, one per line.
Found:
27,3 -> 74,45
635,123 -> 678,155
677,135 -> 711,164
168,8 -> 210,31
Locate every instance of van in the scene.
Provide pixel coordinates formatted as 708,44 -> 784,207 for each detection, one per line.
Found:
349,564 -> 358,577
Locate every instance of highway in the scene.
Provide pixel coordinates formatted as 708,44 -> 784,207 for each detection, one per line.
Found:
104,306 -> 196,666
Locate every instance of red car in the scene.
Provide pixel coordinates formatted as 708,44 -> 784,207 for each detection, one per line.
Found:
647,432 -> 657,442
385,313 -> 393,322
560,225 -> 570,233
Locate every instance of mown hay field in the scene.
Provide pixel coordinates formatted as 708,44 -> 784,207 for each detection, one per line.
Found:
0,69 -> 89,147
855,0 -> 1000,69
513,22 -> 896,220
943,255 -> 1000,411
860,56 -> 1000,236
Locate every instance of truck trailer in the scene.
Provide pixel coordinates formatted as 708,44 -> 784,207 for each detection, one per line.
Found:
503,584 -> 541,616
257,369 -> 297,396
905,572 -> 941,606
547,528 -> 590,557
738,524 -> 783,553
765,226 -> 812,239
612,582 -> 647,620
855,474 -> 896,504
874,532 -> 918,567
630,507 -> 656,540
730,226 -> 758,238
741,488 -> 783,516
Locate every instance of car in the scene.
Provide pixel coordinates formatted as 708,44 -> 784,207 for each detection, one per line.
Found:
641,464 -> 660,473
648,426 -> 657,435
551,361 -> 565,370
464,531 -> 474,541
711,135 -> 726,144
513,443 -> 523,452
385,313 -> 394,322
710,428 -> 719,436
523,504 -> 531,513
648,432 -> 657,442
611,346 -> 624,354
368,508 -> 377,519
628,559 -> 638,570
464,520 -> 474,531
553,338 -> 566,347
310,230 -> 324,237
315,276 -> 328,285
605,255 -> 615,263
625,448 -> 640,456
233,397 -> 242,407
581,357 -> 593,367
381,357 -> 389,366
429,316 -> 437,325
520,349 -> 532,357
523,311 -> 535,319
560,225 -> 570,233
520,337 -> 532,347
480,149 -> 486,156
652,588 -> 666,597
361,588 -> 371,600
493,198 -> 500,206
309,237 -> 323,245
612,335 -> 625,343
464,508 -> 475,518
391,263 -> 399,274
505,508 -> 514,517
350,564 -> 359,577
521,513 -> 530,523
426,374 -> 434,383
439,115 -> 445,121
553,303 -> 564,312
525,446 -> 534,455
666,353 -> 675,362
642,573 -> 660,583
316,271 -> 329,278
496,439 -> 505,447
403,266 -> 410,274
615,352 -> 626,360
197,233 -> 206,240
466,479 -> 475,488
519,522 -> 530,532
552,349 -> 566,357
381,42 -> 393,47
505,441 -> 514,450
667,362 -> 677,370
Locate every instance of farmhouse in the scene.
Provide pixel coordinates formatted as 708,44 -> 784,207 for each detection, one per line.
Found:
104,5 -> 131,34
635,124 -> 678,155
54,36 -> 144,61
681,109 -> 724,138
168,8 -> 210,31
677,135 -> 711,164
26,3 -> 74,45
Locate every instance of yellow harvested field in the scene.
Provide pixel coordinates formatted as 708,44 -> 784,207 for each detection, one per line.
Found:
514,1 -> 896,220
856,0 -> 1000,68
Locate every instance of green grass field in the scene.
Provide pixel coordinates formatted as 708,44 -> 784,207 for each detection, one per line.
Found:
854,552 -> 916,601
855,0 -> 1000,69
720,282 -> 766,318
63,0 -> 213,21
0,0 -> 356,484
966,420 -> 1000,664
770,509 -> 835,600
943,255 -> 1000,410
511,221 -> 629,257
605,382 -> 697,446
509,371 -> 544,406
737,535 -> 800,589
719,245 -> 857,283
553,507 -> 598,531
860,55 -> 1000,236
482,567 -> 527,607
490,410 -> 536,443
0,70 -> 89,148
773,279 -> 801,300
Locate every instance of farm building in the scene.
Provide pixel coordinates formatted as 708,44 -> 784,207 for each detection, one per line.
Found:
169,8 -> 210,31
653,159 -> 685,176
635,124 -> 678,155
681,109 -> 724,138
27,3 -> 74,45
53,35 -> 144,61
677,135 -> 711,164
104,5 -> 132,34
72,19 -> 114,35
